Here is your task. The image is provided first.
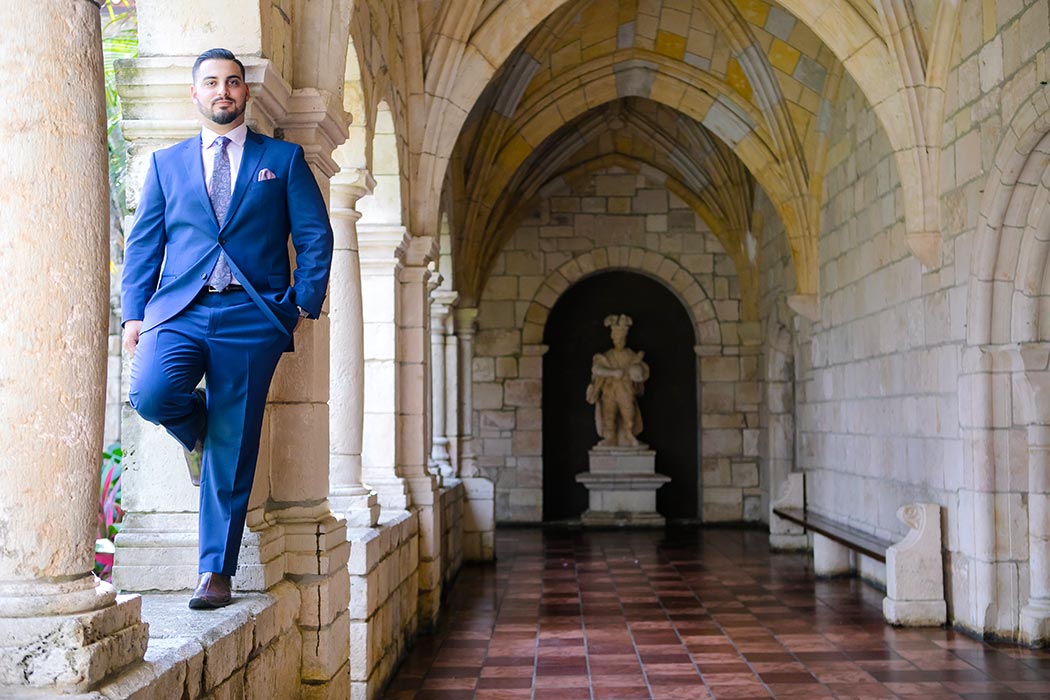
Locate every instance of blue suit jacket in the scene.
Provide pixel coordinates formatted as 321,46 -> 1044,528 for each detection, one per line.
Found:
121,128 -> 334,349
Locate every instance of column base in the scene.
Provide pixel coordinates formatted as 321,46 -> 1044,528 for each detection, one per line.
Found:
0,594 -> 147,694
331,488 -> 381,528
458,440 -> 479,477
883,597 -> 947,627
113,512 -> 284,592
0,572 -> 117,618
363,475 -> 410,510
1020,600 -> 1050,646
431,438 -> 452,481
113,512 -> 199,591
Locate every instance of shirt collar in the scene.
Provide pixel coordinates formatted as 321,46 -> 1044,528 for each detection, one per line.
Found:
201,123 -> 248,149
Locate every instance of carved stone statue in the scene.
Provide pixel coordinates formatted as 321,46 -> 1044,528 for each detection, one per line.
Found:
586,314 -> 650,448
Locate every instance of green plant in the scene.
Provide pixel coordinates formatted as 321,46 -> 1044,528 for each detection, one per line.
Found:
101,1 -> 138,232
95,444 -> 124,581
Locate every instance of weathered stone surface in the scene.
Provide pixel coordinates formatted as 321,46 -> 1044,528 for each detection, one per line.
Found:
0,595 -> 148,693
883,503 -> 947,626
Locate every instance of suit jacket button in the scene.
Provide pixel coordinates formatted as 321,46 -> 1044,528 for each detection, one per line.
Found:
219,237 -> 226,244
201,274 -> 207,279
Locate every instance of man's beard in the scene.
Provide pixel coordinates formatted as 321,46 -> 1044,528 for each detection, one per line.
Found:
197,99 -> 244,125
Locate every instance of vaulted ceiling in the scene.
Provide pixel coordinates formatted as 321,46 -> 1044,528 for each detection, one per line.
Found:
348,0 -> 956,304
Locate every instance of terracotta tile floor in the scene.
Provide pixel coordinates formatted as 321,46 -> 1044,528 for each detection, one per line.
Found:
383,528 -> 1050,700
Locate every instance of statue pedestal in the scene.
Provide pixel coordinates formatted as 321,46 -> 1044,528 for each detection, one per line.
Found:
575,448 -> 670,527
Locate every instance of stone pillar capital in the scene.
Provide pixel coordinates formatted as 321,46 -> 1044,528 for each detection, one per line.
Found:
331,166 -> 376,212
432,290 -> 459,319
278,88 -> 350,178
428,271 -> 444,295
454,306 -> 479,336
786,293 -> 819,322
403,234 -> 438,268
358,224 -> 410,268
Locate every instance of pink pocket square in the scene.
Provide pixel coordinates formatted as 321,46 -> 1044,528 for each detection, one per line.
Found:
257,168 -> 277,182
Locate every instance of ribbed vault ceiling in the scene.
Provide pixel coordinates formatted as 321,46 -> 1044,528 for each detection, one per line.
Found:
452,97 -> 761,315
442,0 -> 843,307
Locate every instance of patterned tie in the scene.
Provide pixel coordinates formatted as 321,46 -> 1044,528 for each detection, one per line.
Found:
206,136 -> 232,290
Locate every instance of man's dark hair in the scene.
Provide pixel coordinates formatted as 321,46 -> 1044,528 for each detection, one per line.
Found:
192,48 -> 246,83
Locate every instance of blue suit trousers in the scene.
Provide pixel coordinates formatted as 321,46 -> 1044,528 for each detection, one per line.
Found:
129,288 -> 288,576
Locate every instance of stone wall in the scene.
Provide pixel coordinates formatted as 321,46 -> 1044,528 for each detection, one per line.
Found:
473,166 -> 760,522
758,65 -> 968,583
941,0 -> 1050,639
752,0 -> 1050,643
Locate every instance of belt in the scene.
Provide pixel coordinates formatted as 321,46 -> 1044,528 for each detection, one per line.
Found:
206,284 -> 245,294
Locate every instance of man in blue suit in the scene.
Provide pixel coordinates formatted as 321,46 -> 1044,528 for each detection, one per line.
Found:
121,48 -> 334,609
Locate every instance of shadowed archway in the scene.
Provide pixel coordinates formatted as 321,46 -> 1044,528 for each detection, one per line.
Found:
542,270 -> 698,522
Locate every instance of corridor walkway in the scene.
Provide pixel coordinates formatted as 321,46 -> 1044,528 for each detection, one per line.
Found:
383,528 -> 1050,700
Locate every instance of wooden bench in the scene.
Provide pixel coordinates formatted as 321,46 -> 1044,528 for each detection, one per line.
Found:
769,474 -> 947,626
772,507 -> 892,565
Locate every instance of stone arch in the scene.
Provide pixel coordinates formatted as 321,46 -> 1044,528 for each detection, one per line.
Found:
339,33 -> 368,171
419,0 -> 813,236
290,0 -> 352,96
970,91 -> 1050,347
962,88 -> 1050,641
772,0 -> 959,266
357,98 -> 403,225
414,0 -> 949,273
521,247 -> 721,349
485,152 -> 759,320
462,61 -> 813,299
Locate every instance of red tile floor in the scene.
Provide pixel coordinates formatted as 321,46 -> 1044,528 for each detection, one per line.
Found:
383,528 -> 1050,700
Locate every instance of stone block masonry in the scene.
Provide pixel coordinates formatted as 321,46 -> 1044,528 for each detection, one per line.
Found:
94,584 -> 302,700
441,481 -> 465,590
346,511 -> 420,700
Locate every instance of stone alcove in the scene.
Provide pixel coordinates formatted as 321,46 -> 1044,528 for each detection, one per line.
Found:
542,269 -> 698,521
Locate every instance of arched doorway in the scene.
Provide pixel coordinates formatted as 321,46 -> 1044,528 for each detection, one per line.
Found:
542,270 -> 698,522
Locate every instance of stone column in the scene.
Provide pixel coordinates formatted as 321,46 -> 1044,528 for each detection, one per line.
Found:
358,224 -> 411,509
399,235 -> 443,626
454,307 -> 480,477
445,316 -> 461,473
425,273 -> 443,482
0,4 -> 148,693
956,346 -> 1002,635
431,290 -> 458,479
270,87 -> 353,699
329,167 -> 381,528
113,57 -> 291,592
1022,422 -> 1050,644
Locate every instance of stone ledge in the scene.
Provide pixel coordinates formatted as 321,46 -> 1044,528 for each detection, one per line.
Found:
97,583 -> 300,700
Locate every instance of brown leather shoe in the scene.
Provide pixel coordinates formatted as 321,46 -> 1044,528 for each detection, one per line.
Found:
188,572 -> 232,610
183,388 -> 206,486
